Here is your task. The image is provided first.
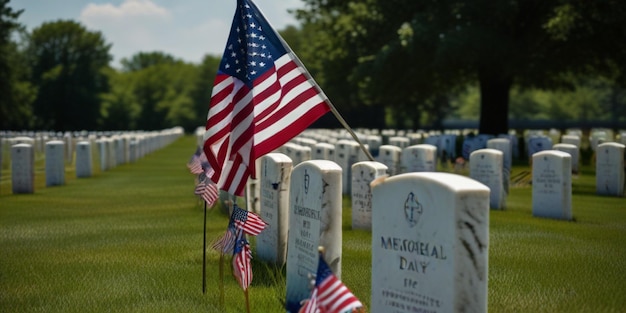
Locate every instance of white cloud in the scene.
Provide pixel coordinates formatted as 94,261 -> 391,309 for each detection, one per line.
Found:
79,0 -> 175,66
80,0 -> 170,21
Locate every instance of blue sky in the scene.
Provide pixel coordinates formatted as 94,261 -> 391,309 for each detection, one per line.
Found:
11,0 -> 304,66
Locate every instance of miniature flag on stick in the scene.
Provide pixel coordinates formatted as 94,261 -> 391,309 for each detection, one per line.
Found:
300,249 -> 364,313
203,0 -> 331,196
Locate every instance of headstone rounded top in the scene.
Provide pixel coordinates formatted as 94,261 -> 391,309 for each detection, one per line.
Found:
411,143 -> 437,150
12,143 -> 32,148
598,142 -> 625,149
264,152 -> 293,163
46,140 -> 64,145
375,172 -> 490,193
295,159 -> 342,172
533,150 -> 571,158
352,161 -> 388,171
553,143 -> 577,149
470,148 -> 503,156
379,145 -> 402,151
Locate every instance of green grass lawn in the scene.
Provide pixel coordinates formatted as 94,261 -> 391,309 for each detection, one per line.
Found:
1,135 -> 625,312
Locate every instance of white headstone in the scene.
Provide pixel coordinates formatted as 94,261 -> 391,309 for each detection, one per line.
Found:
371,172 -> 490,313
487,138 -> 512,193
285,160 -> 342,313
257,153 -> 293,265
45,140 -> 65,186
561,135 -> 581,149
75,141 -> 93,178
377,145 -> 402,175
389,136 -> 411,149
532,151 -> 572,220
595,142 -> 625,197
334,140 -> 360,194
470,149 -> 506,209
351,161 -> 388,230
312,142 -> 334,161
553,143 -> 580,175
401,144 -> 437,173
11,143 -> 35,194
527,136 -> 553,160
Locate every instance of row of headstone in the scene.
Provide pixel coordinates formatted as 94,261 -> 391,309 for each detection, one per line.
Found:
5,128 -> 184,194
253,153 -> 491,312
207,128 -> 625,312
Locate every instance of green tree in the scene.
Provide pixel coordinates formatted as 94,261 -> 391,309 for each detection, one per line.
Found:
298,0 -> 626,134
188,54 -> 221,132
120,51 -> 177,72
99,68 -> 140,130
121,52 -> 199,131
27,20 -> 111,130
0,0 -> 36,129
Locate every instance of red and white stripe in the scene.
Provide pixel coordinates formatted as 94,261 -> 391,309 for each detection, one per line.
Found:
204,53 -> 330,196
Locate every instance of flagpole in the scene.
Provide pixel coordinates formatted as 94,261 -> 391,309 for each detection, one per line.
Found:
275,35 -> 375,162
202,200 -> 207,294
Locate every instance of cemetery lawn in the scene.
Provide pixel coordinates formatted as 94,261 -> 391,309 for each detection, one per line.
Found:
1,135 -> 625,313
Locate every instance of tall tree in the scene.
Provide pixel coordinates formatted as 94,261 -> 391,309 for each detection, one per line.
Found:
0,0 -> 35,130
120,51 -> 177,72
28,20 -> 111,130
298,0 -> 626,134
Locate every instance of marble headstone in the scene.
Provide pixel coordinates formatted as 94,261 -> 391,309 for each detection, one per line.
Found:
377,145 -> 402,176
487,138 -> 512,193
351,161 -> 388,230
285,160 -> 342,312
371,172 -> 490,313
11,143 -> 35,194
45,140 -> 65,186
75,141 -> 93,178
553,143 -> 580,175
532,150 -> 572,220
595,142 -> 625,197
257,153 -> 293,265
401,144 -> 437,173
470,149 -> 506,209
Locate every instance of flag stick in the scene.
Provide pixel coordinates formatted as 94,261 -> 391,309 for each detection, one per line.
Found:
219,253 -> 225,307
275,34 -> 375,162
244,288 -> 251,313
202,200 -> 207,294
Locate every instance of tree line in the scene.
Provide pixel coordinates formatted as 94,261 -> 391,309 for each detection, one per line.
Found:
1,0 -> 625,134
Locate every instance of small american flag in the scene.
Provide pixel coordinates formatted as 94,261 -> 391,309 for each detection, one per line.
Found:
211,226 -> 238,254
303,253 -> 363,313
203,0 -> 331,196
187,148 -> 204,174
232,204 -> 267,236
232,235 -> 253,290
194,180 -> 219,206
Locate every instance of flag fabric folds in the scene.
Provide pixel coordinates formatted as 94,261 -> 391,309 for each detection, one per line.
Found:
232,235 -> 253,291
187,147 -> 204,175
194,174 -> 219,206
300,252 -> 363,313
203,0 -> 331,196
212,204 -> 266,254
231,204 -> 267,236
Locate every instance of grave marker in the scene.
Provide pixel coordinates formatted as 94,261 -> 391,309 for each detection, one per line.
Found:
257,153 -> 293,265
45,140 -> 65,186
75,141 -> 93,178
470,149 -> 506,209
532,150 -> 572,220
401,144 -> 437,173
371,172 -> 490,313
11,143 -> 35,194
595,142 -> 625,197
351,161 -> 388,230
285,160 -> 342,312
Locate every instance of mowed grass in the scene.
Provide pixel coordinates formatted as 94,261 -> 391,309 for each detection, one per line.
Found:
1,136 -> 625,312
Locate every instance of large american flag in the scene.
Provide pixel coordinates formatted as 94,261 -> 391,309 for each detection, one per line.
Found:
203,0 -> 331,196
302,254 -> 363,313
